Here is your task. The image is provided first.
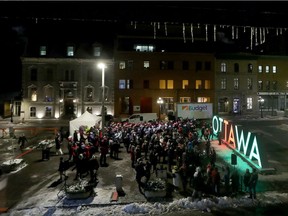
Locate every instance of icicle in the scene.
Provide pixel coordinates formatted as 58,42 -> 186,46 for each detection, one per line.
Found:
164,22 -> 168,36
158,22 -> 160,29
250,27 -> 253,50
154,22 -> 156,39
263,28 -> 266,43
236,27 -> 238,39
259,27 -> 262,44
134,21 -> 137,29
191,23 -> 194,43
244,26 -> 246,33
35,17 -> 38,24
197,23 -> 200,29
214,25 -> 216,42
276,28 -> 279,36
255,27 -> 258,46
183,23 -> 186,43
280,28 -> 283,35
266,27 -> 269,34
205,24 -> 208,42
232,26 -> 234,40
131,21 -> 133,26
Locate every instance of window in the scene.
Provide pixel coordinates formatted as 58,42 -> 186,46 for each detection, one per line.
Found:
204,61 -> 211,70
128,60 -> 133,70
30,107 -> 36,117
85,86 -> 93,101
204,80 -> 211,89
258,65 -> 263,73
44,85 -> 53,102
248,64 -> 253,73
162,97 -> 174,110
45,106 -> 52,117
182,61 -> 189,70
234,63 -> 239,73
221,62 -> 227,73
272,66 -> 277,73
65,70 -> 75,81
93,46 -> 101,57
30,68 -> 38,81
67,46 -> 74,56
266,81 -> 270,90
182,80 -> 189,89
159,80 -> 166,89
160,61 -> 174,70
143,80 -> 149,89
46,68 -> 53,81
272,81 -> 277,90
40,46 -> 46,56
197,97 -> 210,103
234,78 -> 239,90
119,61 -> 126,70
30,87 -> 37,101
247,97 -> 252,110
134,44 -> 155,52
196,61 -> 202,71
167,80 -> 173,89
247,78 -> 252,90
180,97 -> 191,103
195,80 -> 202,89
258,80 -> 263,90
119,80 -> 126,89
144,61 -> 150,69
221,78 -> 226,90
119,79 -> 132,89
265,65 -> 270,73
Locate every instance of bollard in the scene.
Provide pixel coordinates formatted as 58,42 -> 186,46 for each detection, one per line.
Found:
115,174 -> 123,192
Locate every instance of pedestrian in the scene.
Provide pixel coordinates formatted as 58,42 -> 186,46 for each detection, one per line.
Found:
243,168 -> 251,192
18,133 -> 28,150
55,133 -> 63,155
88,154 -> 100,183
192,166 -> 204,200
223,165 -> 230,195
135,159 -> 146,194
58,157 -> 66,182
249,168 -> 258,199
211,167 -> 221,196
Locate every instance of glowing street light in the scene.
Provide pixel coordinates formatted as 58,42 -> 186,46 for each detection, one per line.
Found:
98,62 -> 107,135
157,97 -> 164,120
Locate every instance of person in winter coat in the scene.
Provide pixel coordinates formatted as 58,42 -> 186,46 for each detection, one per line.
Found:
243,168 -> 251,192
58,157 -> 66,181
192,166 -> 203,199
249,168 -> 258,199
55,133 -> 63,155
18,133 -> 28,150
88,154 -> 100,183
211,167 -> 221,196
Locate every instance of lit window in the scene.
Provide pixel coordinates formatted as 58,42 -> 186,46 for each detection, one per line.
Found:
119,80 -> 132,89
44,85 -> 53,102
272,66 -> 277,73
45,106 -> 52,117
182,80 -> 189,89
247,97 -> 252,110
119,61 -> 126,69
67,46 -> 74,56
195,80 -> 202,89
258,65 -> 263,73
197,97 -> 210,102
119,80 -> 126,89
204,80 -> 210,89
258,80 -> 263,90
31,88 -> 37,101
167,80 -> 173,89
221,62 -> 227,73
159,80 -> 166,89
144,61 -> 150,69
265,65 -> 270,73
134,44 -> 155,52
40,46 -> 46,56
180,97 -> 191,103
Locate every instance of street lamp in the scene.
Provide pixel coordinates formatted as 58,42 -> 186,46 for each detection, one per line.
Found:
98,62 -> 107,136
258,97 -> 265,118
157,97 -> 164,120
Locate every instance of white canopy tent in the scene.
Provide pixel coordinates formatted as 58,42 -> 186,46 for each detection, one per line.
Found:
69,111 -> 102,135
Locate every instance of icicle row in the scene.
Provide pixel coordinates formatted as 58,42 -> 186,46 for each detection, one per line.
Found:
205,24 -> 208,42
183,23 -> 186,43
214,25 -> 216,42
153,22 -> 156,39
191,23 -> 194,43
164,22 -> 168,36
232,26 -> 234,40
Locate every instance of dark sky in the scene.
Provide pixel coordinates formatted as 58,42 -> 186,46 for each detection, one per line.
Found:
1,1 -> 288,94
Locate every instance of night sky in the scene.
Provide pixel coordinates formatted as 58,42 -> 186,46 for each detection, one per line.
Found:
1,1 -> 288,94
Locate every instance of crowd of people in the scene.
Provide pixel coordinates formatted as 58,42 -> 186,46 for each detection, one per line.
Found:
55,117 -> 258,199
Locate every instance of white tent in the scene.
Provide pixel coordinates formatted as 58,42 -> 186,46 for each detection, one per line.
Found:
69,111 -> 102,135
